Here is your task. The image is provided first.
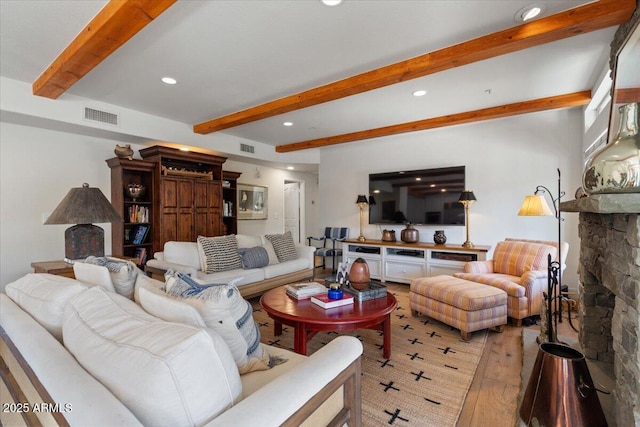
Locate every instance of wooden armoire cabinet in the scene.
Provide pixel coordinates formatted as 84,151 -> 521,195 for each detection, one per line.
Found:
139,146 -> 232,250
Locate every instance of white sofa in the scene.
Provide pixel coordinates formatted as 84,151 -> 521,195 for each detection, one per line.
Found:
0,273 -> 362,427
145,234 -> 315,298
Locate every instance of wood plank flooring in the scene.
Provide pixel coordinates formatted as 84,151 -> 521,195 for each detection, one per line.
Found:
312,270 -> 579,426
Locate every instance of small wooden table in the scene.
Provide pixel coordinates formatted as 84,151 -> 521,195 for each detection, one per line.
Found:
260,285 -> 397,358
31,260 -> 75,278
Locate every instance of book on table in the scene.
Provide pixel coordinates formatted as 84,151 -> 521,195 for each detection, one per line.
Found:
310,293 -> 354,309
286,281 -> 327,299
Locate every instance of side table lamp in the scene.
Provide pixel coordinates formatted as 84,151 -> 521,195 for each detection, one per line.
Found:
45,183 -> 123,263
355,194 -> 368,242
458,190 -> 477,248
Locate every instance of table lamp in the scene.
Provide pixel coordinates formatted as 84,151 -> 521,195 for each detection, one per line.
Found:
45,183 -> 122,262
458,190 -> 476,248
355,194 -> 368,242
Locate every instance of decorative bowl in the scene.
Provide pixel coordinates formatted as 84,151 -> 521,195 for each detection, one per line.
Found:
126,184 -> 146,201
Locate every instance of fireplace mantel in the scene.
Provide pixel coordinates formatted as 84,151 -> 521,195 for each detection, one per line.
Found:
560,193 -> 640,214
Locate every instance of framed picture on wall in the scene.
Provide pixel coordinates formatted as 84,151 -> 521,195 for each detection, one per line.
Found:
237,184 -> 268,220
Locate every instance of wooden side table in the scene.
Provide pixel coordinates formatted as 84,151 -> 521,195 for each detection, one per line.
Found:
31,260 -> 75,278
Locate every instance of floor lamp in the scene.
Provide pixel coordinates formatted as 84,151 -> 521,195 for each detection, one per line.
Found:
518,169 -> 564,343
355,194 -> 368,242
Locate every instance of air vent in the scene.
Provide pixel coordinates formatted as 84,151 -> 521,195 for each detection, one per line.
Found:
84,107 -> 119,126
240,143 -> 255,153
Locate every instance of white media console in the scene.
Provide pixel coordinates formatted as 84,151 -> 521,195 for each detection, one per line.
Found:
342,239 -> 491,284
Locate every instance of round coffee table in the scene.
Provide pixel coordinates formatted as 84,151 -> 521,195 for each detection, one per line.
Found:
260,285 -> 397,358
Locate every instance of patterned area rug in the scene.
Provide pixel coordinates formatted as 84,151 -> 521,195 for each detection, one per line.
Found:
250,282 -> 487,426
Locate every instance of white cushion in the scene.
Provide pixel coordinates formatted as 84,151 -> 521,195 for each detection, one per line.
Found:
163,241 -> 201,270
135,274 -> 206,327
4,274 -> 87,341
165,272 -> 272,374
63,287 -> 242,427
73,262 -> 116,293
263,257 -> 310,279
260,237 -> 280,265
196,267 -> 265,287
236,234 -> 262,249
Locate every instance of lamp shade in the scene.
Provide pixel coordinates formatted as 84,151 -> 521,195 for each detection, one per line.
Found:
518,194 -> 553,216
45,183 -> 122,261
458,190 -> 476,204
355,194 -> 368,204
45,183 -> 122,225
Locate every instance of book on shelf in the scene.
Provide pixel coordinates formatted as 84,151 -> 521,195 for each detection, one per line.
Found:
286,282 -> 327,299
128,205 -> 149,223
132,225 -> 149,245
310,293 -> 354,309
134,247 -> 147,265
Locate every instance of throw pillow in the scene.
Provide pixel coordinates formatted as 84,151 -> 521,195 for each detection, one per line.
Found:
264,231 -> 298,262
83,256 -> 138,299
164,271 -> 281,374
260,239 -> 280,265
197,235 -> 243,273
63,287 -> 241,426
237,246 -> 269,269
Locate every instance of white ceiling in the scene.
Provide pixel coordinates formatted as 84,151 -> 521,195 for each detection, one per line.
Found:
0,1 -> 616,160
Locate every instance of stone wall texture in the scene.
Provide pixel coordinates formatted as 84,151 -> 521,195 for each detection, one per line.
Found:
578,212 -> 639,427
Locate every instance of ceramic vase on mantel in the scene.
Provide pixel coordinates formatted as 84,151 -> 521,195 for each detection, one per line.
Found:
583,102 -> 640,194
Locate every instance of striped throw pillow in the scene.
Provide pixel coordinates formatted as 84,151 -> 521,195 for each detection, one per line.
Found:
264,231 -> 298,262
197,235 -> 243,273
493,241 -> 557,277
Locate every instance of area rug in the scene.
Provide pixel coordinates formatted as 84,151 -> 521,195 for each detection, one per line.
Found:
250,283 -> 487,426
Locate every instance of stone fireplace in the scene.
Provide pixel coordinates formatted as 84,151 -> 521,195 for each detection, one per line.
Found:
561,194 -> 640,427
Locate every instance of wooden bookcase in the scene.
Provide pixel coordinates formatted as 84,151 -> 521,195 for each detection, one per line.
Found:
222,171 -> 241,235
106,157 -> 157,265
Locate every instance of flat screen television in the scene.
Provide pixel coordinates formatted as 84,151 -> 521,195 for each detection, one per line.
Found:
368,166 -> 466,226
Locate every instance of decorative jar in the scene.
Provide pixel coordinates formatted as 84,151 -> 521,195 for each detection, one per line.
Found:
349,258 -> 370,290
327,283 -> 343,300
401,223 -> 419,243
433,230 -> 447,245
583,102 -> 640,194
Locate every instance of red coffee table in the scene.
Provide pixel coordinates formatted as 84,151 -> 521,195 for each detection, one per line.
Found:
260,285 -> 398,358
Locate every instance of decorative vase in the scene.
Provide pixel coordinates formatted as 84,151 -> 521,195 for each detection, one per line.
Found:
583,102 -> 640,194
433,230 -> 447,245
349,257 -> 370,290
401,223 -> 419,243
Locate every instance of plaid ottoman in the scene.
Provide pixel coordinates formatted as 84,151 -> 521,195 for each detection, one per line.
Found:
410,275 -> 507,340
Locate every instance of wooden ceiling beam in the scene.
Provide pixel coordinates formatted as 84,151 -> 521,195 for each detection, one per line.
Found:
194,0 -> 634,135
32,0 -> 177,99
275,91 -> 592,153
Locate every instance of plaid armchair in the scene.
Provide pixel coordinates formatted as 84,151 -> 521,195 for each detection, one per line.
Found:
307,227 -> 349,273
454,238 -> 569,325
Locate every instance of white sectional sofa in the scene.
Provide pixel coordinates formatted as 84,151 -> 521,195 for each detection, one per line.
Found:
145,234 -> 315,298
0,272 -> 362,427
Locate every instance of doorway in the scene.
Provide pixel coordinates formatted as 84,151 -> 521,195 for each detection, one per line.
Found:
284,181 -> 304,243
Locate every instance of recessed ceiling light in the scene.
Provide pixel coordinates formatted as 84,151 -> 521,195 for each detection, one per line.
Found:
430,184 -> 436,188
441,189 -> 447,192
287,166 -> 294,170
161,77 -> 177,85
416,177 -> 421,181
179,147 -> 189,152
322,0 -> 342,6
515,4 -> 545,22
283,121 -> 293,127
412,90 -> 427,97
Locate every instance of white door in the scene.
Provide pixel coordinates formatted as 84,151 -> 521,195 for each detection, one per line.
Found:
284,182 -> 301,243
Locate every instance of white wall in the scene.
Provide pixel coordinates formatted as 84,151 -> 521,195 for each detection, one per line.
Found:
222,159 -> 319,242
0,123 -> 319,288
318,108 -> 584,288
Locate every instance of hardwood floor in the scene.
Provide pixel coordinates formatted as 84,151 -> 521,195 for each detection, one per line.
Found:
312,269 -> 580,426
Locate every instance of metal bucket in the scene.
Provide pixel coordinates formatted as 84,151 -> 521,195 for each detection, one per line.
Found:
519,342 -> 607,427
